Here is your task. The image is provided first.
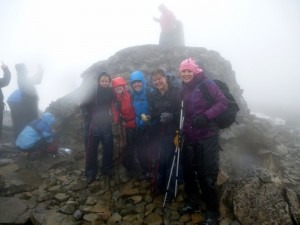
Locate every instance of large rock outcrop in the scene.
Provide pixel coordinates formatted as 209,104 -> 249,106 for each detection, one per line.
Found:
1,45 -> 299,225
81,45 -> 248,114
47,44 -> 248,150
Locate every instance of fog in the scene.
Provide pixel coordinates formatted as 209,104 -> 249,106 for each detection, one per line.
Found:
0,0 -> 300,124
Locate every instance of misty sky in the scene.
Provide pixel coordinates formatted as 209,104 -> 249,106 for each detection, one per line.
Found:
0,0 -> 300,119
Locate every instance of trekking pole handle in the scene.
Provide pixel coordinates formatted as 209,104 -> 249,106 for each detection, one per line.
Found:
179,101 -> 184,130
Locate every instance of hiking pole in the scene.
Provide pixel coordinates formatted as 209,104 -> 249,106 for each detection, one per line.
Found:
163,101 -> 184,207
163,142 -> 179,207
174,136 -> 184,196
174,102 -> 184,197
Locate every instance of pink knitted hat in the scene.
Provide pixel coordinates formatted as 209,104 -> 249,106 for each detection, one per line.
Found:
179,58 -> 203,74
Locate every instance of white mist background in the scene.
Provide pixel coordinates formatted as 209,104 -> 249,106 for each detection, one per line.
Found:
0,0 -> 300,123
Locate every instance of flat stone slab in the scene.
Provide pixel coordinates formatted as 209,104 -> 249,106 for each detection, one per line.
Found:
0,197 -> 30,224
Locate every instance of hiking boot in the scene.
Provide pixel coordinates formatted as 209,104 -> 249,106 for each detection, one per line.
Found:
164,194 -> 174,204
27,151 -> 40,161
201,218 -> 219,225
201,212 -> 220,225
86,176 -> 96,184
178,202 -> 201,214
138,171 -> 151,180
101,168 -> 112,177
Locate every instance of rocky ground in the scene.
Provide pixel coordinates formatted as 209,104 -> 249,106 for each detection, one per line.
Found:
1,112 -> 300,225
0,112 -> 228,225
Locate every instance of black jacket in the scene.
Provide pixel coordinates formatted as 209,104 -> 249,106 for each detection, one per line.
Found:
80,84 -> 114,130
148,84 -> 181,135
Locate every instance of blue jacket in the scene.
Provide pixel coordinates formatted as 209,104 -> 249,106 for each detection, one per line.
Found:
7,89 -> 22,103
129,71 -> 150,128
16,112 -> 55,150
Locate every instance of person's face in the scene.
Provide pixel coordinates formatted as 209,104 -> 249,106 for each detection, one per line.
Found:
114,86 -> 124,94
132,81 -> 143,92
99,76 -> 110,88
152,74 -> 168,92
180,69 -> 194,83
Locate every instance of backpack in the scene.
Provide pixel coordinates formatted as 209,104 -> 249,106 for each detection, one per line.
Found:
166,72 -> 181,88
46,138 -> 59,154
199,80 -> 239,129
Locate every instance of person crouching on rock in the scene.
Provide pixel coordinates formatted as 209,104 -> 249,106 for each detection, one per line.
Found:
15,112 -> 56,160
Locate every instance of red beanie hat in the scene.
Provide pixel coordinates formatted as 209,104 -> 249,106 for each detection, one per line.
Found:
179,58 -> 203,75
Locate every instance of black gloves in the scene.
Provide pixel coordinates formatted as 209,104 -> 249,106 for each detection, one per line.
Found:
191,115 -> 208,128
160,112 -> 173,123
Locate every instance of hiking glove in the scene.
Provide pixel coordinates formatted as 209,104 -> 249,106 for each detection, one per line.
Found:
141,114 -> 151,122
191,115 -> 208,128
160,112 -> 173,123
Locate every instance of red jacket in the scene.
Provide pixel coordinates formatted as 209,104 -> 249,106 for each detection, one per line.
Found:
160,9 -> 176,32
111,77 -> 136,128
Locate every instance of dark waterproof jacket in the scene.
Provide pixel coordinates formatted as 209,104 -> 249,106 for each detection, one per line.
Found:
181,73 -> 228,142
148,84 -> 181,135
80,85 -> 114,132
17,70 -> 42,100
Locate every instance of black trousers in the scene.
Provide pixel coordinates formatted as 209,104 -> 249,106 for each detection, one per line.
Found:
122,127 -> 136,171
135,128 -> 151,174
182,136 -> 220,214
85,126 -> 114,178
8,102 -> 27,139
155,134 -> 176,195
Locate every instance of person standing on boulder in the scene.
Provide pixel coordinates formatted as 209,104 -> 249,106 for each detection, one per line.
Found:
80,72 -> 115,183
153,4 -> 177,47
0,62 -> 11,139
178,58 -> 228,225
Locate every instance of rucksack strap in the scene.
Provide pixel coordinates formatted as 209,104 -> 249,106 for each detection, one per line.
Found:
198,80 -> 214,106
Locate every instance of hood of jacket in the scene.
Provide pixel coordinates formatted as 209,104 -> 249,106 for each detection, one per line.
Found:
41,112 -> 55,126
129,71 -> 146,95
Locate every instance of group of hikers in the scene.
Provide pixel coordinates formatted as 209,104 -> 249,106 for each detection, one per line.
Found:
0,54 -> 231,225
0,4 -> 232,224
0,58 -> 229,225
78,58 -> 229,225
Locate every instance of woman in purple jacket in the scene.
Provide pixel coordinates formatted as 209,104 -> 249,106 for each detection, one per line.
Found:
178,58 -> 228,225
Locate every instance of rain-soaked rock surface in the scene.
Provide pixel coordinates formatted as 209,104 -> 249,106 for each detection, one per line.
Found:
1,45 -> 300,225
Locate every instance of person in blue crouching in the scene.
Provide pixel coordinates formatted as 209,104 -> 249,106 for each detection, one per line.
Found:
16,112 -> 56,160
